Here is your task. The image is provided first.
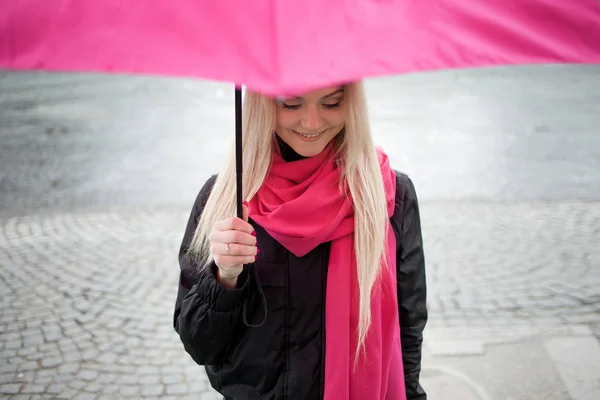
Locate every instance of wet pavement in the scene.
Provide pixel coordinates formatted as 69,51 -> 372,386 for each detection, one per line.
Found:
1,65 -> 600,399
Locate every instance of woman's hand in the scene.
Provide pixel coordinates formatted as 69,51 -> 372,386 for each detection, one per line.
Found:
209,203 -> 257,288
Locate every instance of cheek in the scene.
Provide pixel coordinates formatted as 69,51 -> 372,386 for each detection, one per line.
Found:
276,112 -> 297,129
327,111 -> 347,129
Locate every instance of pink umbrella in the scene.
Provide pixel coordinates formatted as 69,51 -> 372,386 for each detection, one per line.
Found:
2,0 -> 600,217
2,0 -> 600,96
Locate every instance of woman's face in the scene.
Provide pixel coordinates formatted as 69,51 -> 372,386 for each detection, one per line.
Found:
275,85 -> 346,157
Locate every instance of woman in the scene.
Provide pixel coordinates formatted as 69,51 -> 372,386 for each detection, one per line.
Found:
174,82 -> 428,400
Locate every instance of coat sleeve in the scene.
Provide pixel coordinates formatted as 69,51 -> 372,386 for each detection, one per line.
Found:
173,175 -> 250,366
393,172 -> 428,400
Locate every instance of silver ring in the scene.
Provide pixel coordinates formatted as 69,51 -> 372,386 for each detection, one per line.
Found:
225,243 -> 230,255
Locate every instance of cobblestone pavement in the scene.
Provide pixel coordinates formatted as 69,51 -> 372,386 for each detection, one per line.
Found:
1,66 -> 599,398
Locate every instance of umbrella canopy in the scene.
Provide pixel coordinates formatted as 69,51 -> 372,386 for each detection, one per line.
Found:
1,0 -> 600,97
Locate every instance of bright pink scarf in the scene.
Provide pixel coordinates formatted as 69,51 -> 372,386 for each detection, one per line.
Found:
249,143 -> 405,399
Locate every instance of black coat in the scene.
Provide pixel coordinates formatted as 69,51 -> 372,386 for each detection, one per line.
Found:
174,171 -> 428,400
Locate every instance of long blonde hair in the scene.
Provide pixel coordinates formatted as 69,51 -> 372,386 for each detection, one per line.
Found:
188,82 -> 390,359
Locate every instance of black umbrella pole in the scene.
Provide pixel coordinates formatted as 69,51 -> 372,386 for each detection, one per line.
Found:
235,86 -> 243,219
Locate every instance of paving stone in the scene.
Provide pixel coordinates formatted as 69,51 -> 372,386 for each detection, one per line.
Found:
3,332 -> 20,341
163,374 -> 185,384
68,380 -> 88,390
95,353 -> 116,364
20,384 -> 46,394
77,370 -> 99,382
1,350 -> 18,364
189,380 -> 208,393
4,339 -> 22,350
139,374 -> 161,385
166,383 -> 190,395
53,374 -> 75,383
10,395 -> 34,400
94,373 -> 119,384
16,348 -> 36,358
40,357 -> 62,368
119,385 -> 140,397
63,352 -> 83,363
142,384 -> 164,397
46,384 -> 64,394
21,336 -> 42,347
0,383 -> 22,394
72,393 -> 96,400
100,385 -> 120,395
0,364 -> 17,374
118,374 -> 141,385
199,392 -> 226,400
0,373 -> 15,384
58,364 -> 80,376
14,370 -> 35,382
138,365 -> 161,375
80,349 -> 100,361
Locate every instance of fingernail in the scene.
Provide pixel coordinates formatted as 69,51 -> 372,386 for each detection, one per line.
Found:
251,231 -> 256,237
254,256 -> 257,261
256,248 -> 260,254
242,201 -> 248,206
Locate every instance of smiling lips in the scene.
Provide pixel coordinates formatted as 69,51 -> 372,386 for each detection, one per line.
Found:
294,130 -> 325,138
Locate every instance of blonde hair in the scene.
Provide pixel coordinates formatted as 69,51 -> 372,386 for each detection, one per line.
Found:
188,82 -> 389,361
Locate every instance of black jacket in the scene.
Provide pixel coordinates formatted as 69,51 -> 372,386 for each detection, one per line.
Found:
174,172 -> 428,400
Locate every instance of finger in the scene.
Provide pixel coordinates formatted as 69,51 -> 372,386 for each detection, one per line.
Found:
209,230 -> 256,246
214,216 -> 254,234
211,242 -> 258,257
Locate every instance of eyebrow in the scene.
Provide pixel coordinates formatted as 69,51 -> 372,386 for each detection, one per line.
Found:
286,87 -> 345,102
321,88 -> 345,99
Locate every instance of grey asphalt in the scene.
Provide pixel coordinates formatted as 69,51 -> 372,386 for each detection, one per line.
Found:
1,64 -> 599,399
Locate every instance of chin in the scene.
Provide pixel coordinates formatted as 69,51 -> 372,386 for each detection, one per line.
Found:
294,143 -> 327,157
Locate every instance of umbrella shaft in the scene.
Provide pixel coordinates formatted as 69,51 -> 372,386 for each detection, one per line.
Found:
235,86 -> 243,218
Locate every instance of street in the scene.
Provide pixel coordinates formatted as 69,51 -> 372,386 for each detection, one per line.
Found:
1,64 -> 599,399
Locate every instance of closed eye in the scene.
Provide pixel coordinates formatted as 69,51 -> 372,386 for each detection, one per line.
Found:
281,100 -> 342,110
323,101 -> 342,109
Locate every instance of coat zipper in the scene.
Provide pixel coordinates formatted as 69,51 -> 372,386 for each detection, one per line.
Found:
283,249 -> 290,400
319,245 -> 328,399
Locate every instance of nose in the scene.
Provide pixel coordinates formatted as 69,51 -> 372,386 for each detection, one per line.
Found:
300,105 -> 324,130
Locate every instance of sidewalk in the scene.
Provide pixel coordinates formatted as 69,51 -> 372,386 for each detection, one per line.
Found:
420,325 -> 600,400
